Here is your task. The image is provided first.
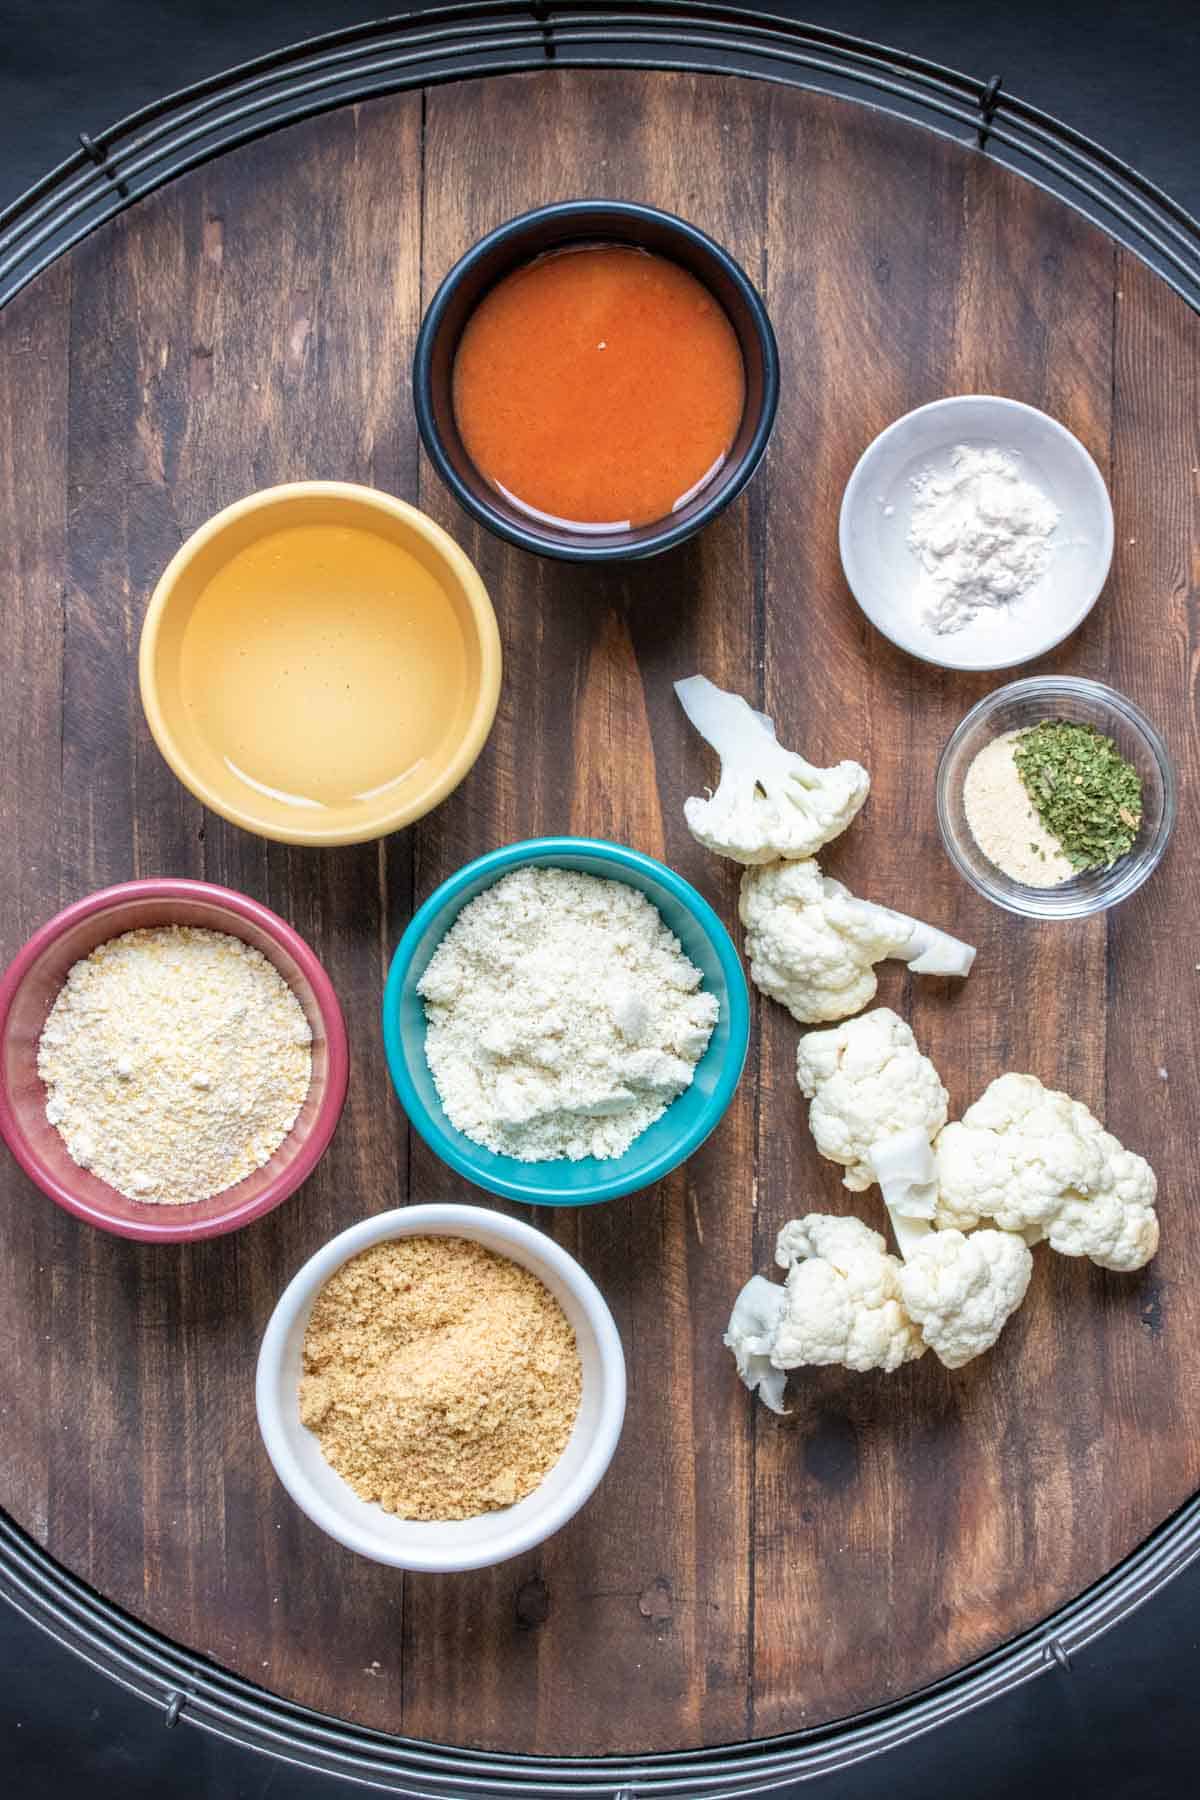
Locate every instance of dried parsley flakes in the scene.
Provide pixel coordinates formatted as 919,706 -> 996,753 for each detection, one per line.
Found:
1012,720 -> 1143,871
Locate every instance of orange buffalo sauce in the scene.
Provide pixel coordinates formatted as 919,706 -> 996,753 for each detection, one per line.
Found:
452,245 -> 746,530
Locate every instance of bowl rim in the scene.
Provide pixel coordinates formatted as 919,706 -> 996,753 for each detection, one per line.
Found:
838,393 -> 1116,672
0,877 -> 350,1241
254,1202 -> 627,1571
382,835 -> 751,1203
413,198 -> 781,563
936,675 -> 1177,919
137,480 -> 502,847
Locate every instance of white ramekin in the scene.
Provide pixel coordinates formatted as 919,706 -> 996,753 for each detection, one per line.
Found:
255,1204 -> 626,1571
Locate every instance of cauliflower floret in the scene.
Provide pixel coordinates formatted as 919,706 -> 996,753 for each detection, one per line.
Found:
933,1072 -> 1159,1272
796,1008 -> 949,1191
675,675 -> 868,864
739,859 -> 975,1025
723,1214 -> 926,1407
725,1210 -> 1035,1408
933,1114 -> 1099,1234
1041,1156 -> 1156,1268
772,1215 -> 926,1373
741,860 -> 893,1021
896,1227 -> 1032,1369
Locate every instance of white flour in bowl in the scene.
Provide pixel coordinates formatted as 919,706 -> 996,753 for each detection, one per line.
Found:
908,445 -> 1059,634
417,866 -> 720,1162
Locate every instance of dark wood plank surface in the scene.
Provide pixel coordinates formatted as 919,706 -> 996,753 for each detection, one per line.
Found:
0,69 -> 1197,1757
750,87 -> 1122,1729
401,70 -> 766,1754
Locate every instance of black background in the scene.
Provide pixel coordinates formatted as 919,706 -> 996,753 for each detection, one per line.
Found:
2,2 -> 1198,1795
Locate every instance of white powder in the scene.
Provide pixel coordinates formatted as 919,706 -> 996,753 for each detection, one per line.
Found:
908,446 -> 1059,634
38,926 -> 313,1204
417,866 -> 720,1162
963,731 -> 1075,887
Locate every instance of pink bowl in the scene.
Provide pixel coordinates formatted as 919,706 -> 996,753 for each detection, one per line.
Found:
0,879 -> 349,1242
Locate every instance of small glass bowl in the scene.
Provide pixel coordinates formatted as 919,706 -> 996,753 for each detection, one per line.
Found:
937,677 -> 1176,920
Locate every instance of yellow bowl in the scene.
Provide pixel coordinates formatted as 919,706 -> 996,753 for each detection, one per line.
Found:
139,482 -> 502,847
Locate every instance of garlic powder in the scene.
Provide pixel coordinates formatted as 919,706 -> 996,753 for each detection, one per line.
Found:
963,731 -> 1075,887
38,925 -> 313,1204
418,866 -> 719,1162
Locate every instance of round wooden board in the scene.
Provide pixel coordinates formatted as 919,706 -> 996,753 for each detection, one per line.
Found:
0,66 -> 1197,1759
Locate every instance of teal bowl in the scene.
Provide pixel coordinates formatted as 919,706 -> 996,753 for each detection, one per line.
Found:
382,837 -> 750,1205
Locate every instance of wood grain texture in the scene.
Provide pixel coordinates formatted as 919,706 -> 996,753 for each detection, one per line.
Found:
751,87 -> 1124,1733
0,68 -> 1197,1757
403,69 -> 765,1754
0,265 -> 70,1548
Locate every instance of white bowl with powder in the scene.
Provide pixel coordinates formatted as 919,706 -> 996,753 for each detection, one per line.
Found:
839,395 -> 1114,671
256,1204 -> 626,1571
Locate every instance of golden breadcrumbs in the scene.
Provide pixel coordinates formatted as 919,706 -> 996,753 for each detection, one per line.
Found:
299,1236 -> 582,1520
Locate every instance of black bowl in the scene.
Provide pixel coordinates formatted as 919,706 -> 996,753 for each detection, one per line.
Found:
413,200 -> 780,563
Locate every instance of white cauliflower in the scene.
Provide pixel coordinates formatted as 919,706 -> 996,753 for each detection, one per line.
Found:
772,1215 -> 926,1371
795,1008 -> 949,1191
895,1227 -> 1032,1369
933,1073 -> 1159,1272
675,675 -> 869,864
739,858 -> 975,1024
725,1210 -> 1032,1406
724,1214 -> 925,1409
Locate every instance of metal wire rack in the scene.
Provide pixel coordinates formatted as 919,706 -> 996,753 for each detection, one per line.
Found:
3,1495 -> 1200,1794
1,2 -> 1199,313
2,2 -> 1199,1791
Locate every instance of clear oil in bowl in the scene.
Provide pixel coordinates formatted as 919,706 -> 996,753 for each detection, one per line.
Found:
178,522 -> 469,824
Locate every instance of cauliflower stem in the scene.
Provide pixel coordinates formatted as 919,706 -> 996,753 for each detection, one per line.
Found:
868,1128 -> 940,1258
723,1274 -> 789,1412
887,909 -> 976,978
